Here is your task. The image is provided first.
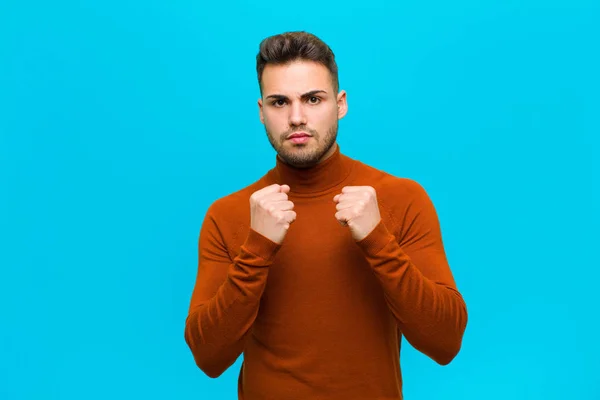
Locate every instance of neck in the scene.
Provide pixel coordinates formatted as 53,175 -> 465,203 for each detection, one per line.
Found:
270,143 -> 353,195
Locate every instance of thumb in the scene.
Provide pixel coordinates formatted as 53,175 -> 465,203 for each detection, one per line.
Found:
280,184 -> 290,193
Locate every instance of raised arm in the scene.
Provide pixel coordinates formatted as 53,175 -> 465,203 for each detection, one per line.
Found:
354,181 -> 468,365
184,184 -> 296,377
184,211 -> 279,377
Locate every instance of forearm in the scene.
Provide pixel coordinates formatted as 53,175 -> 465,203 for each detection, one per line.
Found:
373,251 -> 467,365
185,230 -> 280,377
357,221 -> 468,365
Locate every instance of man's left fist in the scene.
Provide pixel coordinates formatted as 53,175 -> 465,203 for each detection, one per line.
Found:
333,186 -> 381,241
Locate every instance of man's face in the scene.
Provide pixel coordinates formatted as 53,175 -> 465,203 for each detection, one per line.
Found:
258,60 -> 347,168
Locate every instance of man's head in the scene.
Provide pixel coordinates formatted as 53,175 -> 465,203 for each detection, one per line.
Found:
256,31 -> 348,168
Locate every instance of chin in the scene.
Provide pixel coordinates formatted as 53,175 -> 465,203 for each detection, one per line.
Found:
278,147 -> 324,167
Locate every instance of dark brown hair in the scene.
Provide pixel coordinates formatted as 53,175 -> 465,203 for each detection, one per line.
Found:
256,31 -> 339,94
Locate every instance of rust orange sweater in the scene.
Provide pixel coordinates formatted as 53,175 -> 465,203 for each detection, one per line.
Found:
184,145 -> 468,399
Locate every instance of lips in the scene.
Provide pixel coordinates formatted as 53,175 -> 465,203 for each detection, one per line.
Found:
287,132 -> 311,139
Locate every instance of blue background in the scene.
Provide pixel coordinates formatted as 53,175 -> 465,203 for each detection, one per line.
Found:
1,0 -> 598,399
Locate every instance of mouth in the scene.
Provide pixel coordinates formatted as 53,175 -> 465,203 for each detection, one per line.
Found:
287,132 -> 312,140
286,132 -> 312,145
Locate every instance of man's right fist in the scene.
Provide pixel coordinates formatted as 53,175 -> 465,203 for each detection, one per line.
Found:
249,184 -> 296,244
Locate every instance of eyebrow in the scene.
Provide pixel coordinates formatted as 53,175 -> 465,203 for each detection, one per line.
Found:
265,90 -> 327,101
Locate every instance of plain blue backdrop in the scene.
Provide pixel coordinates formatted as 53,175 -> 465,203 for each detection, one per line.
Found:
1,0 -> 598,399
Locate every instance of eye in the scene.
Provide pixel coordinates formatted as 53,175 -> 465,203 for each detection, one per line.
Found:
272,99 -> 286,107
308,96 -> 321,104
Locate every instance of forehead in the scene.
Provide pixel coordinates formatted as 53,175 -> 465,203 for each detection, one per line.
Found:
261,60 -> 333,95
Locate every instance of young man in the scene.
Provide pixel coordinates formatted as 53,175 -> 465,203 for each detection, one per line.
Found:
184,31 -> 468,399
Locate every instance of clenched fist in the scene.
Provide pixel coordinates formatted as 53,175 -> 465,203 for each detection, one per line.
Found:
333,186 -> 381,241
250,184 -> 296,244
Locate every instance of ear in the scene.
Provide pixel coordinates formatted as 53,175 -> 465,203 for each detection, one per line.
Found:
258,98 -> 264,124
336,90 -> 348,120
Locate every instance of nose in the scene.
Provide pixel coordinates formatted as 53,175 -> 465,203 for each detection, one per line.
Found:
288,101 -> 307,126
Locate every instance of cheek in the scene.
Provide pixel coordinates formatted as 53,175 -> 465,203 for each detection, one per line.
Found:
263,110 -> 279,126
311,107 -> 338,126
263,111 -> 287,132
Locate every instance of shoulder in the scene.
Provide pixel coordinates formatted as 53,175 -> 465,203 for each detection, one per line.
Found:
196,177 -> 270,252
351,159 -> 429,201
204,178 -> 265,224
350,159 -> 437,231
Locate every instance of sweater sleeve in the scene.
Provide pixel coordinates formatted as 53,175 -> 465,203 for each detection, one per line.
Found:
184,205 -> 281,378
354,182 -> 468,365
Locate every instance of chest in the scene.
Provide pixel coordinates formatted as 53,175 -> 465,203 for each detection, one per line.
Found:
258,200 -> 381,307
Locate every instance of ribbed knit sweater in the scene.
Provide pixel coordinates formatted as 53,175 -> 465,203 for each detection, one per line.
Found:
185,144 -> 468,399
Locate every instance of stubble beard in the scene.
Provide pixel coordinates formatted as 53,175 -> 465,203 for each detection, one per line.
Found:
265,120 -> 338,168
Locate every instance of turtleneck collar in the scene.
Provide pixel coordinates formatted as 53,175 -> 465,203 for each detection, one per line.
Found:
269,143 -> 354,196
